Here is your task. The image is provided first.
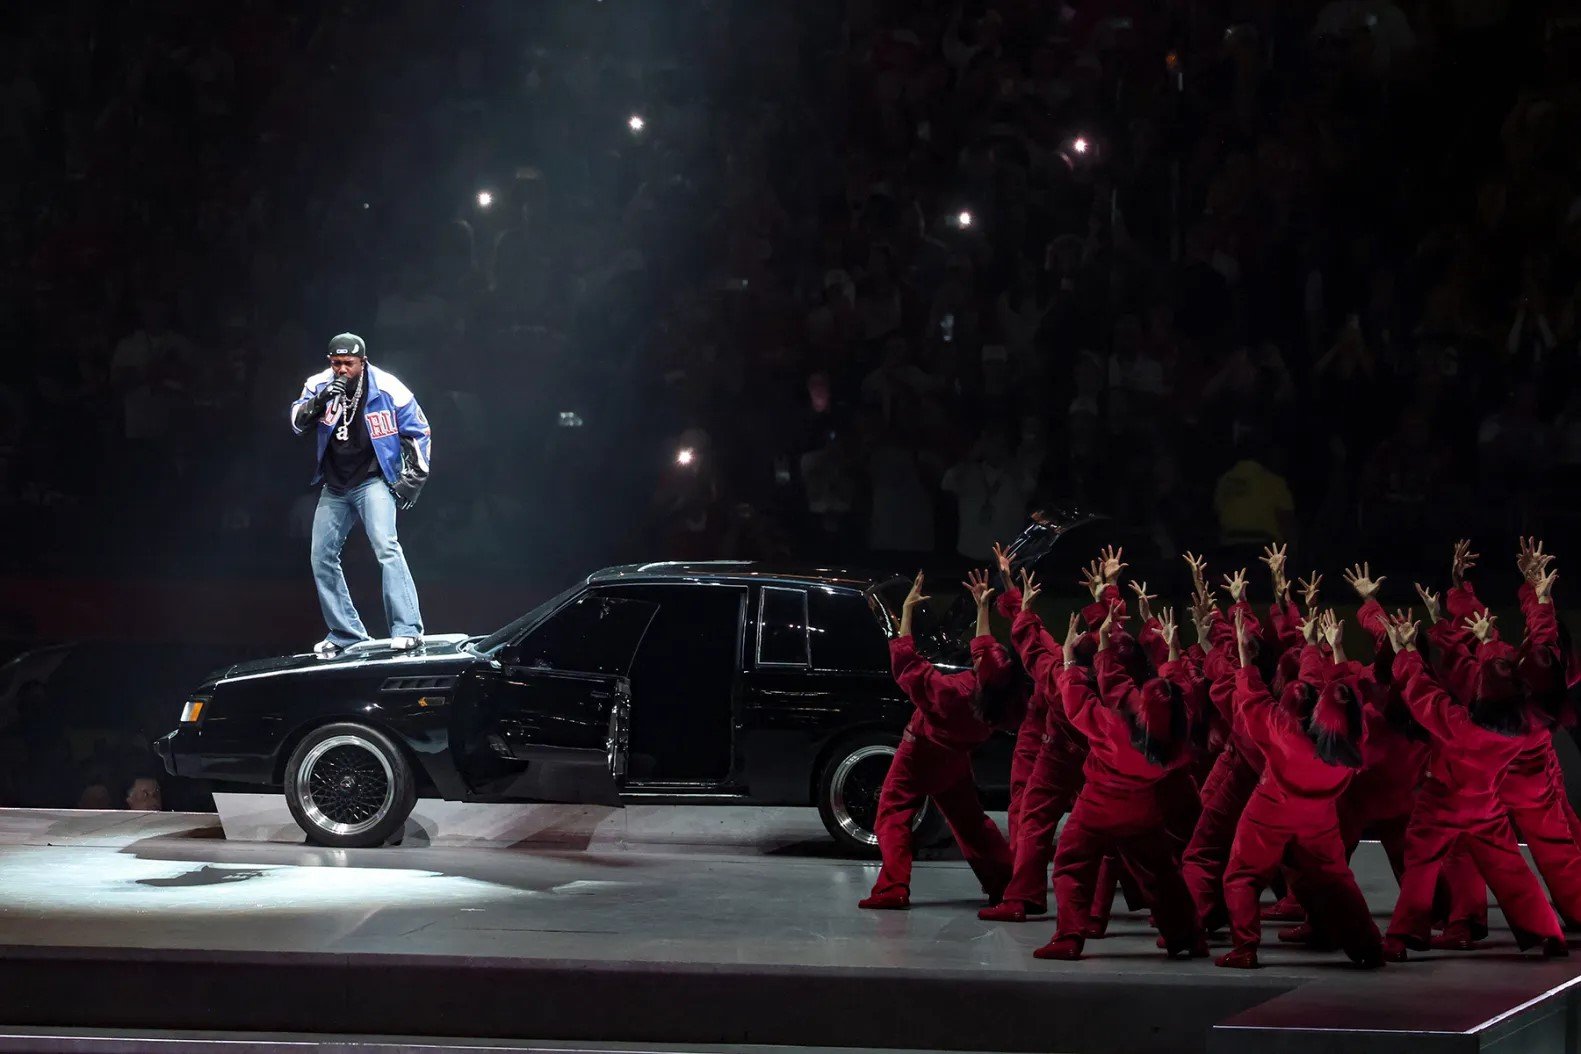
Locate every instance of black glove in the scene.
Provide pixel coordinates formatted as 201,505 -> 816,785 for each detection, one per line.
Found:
390,478 -> 421,511
321,375 -> 351,405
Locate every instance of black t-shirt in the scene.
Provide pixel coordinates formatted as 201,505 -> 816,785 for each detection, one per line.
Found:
320,388 -> 380,494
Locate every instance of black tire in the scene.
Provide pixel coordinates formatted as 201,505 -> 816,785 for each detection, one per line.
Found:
816,730 -> 949,857
284,722 -> 417,848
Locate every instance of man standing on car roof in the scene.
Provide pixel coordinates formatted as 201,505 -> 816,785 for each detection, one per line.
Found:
289,333 -> 431,657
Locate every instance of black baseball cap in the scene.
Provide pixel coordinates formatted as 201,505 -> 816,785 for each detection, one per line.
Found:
327,333 -> 367,358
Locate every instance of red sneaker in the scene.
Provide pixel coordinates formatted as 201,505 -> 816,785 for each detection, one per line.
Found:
978,901 -> 1029,923
1261,895 -> 1305,922
1277,923 -> 1314,944
1429,923 -> 1476,951
1382,937 -> 1409,962
1033,937 -> 1084,961
858,893 -> 910,910
1214,948 -> 1259,969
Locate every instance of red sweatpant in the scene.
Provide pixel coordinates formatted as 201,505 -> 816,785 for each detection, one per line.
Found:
1387,787 -> 1563,949
1224,794 -> 1381,959
1091,766 -> 1201,922
999,737 -> 1084,909
1502,741 -> 1581,925
1183,744 -> 1261,929
868,732 -> 1013,901
1007,715 -> 1044,845
1051,787 -> 1199,952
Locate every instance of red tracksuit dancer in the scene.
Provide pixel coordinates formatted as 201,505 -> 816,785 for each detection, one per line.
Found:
1430,551 -> 1581,940
1182,588 -> 1269,931
1217,611 -> 1385,969
860,571 -> 1015,910
979,569 -> 1090,922
1029,601 -> 1205,961
1381,611 -> 1567,959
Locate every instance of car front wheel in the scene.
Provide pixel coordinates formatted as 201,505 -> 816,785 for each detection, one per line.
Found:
816,731 -> 948,857
284,722 -> 417,848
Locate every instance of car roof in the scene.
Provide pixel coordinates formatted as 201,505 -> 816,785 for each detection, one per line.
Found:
587,561 -> 903,591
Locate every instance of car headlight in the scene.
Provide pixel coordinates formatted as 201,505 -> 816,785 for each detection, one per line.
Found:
180,696 -> 211,724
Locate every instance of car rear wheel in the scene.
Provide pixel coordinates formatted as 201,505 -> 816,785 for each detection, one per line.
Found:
816,731 -> 949,857
284,723 -> 417,848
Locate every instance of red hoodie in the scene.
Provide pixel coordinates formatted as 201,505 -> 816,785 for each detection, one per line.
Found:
1233,666 -> 1359,819
1392,649 -> 1544,816
1008,610 -> 1090,752
1063,650 -> 1194,798
889,635 -> 1011,751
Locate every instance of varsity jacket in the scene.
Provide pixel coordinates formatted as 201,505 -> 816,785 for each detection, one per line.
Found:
289,364 -> 431,507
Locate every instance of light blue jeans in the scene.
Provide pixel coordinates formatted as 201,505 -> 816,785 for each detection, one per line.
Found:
311,477 -> 424,646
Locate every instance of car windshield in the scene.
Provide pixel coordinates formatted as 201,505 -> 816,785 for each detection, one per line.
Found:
867,576 -> 971,666
471,581 -> 586,655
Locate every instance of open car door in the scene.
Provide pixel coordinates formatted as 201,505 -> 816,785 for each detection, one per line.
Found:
452,593 -> 658,805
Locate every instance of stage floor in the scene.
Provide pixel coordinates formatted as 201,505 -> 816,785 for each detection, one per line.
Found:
0,811 -> 1577,1053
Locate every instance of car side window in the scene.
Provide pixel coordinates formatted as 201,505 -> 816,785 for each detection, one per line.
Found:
508,594 -> 657,675
808,588 -> 890,672
757,586 -> 810,667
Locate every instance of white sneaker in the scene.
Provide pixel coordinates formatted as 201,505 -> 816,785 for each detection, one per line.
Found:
390,636 -> 422,651
312,639 -> 343,658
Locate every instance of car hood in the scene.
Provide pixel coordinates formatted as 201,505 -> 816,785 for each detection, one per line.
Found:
215,634 -> 476,683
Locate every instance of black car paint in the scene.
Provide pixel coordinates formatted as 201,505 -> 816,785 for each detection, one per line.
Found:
156,562 -> 1019,808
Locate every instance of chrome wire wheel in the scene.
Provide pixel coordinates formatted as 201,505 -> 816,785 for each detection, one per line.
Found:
295,734 -> 396,838
828,744 -> 931,846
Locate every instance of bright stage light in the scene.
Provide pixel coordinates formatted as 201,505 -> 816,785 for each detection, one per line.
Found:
1072,137 -> 1089,155
477,190 -> 494,208
676,447 -> 695,467
957,210 -> 973,228
628,114 -> 646,133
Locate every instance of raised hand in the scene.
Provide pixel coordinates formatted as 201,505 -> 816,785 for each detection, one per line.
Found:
904,571 -> 930,611
1129,579 -> 1157,622
1321,610 -> 1345,650
1385,610 -> 1419,652
1078,560 -> 1105,601
1190,588 -> 1215,645
1222,568 -> 1249,603
1536,568 -> 1559,603
1097,606 -> 1116,651
992,541 -> 1013,578
1297,572 -> 1322,612
1062,612 -> 1081,663
1464,609 -> 1498,643
1099,545 -> 1128,585
1261,543 -> 1290,597
1343,562 -> 1385,600
1019,569 -> 1042,612
1413,582 -> 1441,624
1452,539 -> 1479,586
1183,551 -> 1209,595
1233,607 -> 1250,668
1299,611 -> 1321,644
1518,537 -> 1554,584
962,568 -> 994,607
1159,607 -> 1179,647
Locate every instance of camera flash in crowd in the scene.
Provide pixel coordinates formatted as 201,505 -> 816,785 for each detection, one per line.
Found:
676,447 -> 696,467
957,210 -> 974,229
477,190 -> 494,209
628,114 -> 646,133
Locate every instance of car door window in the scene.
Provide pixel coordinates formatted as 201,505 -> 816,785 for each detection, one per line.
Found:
509,594 -> 656,675
757,586 -> 810,667
808,588 -> 890,672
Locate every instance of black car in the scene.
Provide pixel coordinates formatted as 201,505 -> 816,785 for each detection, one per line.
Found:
157,517 -> 1098,854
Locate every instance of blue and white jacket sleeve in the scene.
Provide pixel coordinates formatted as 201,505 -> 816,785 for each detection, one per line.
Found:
389,387 -> 431,507
290,370 -> 333,434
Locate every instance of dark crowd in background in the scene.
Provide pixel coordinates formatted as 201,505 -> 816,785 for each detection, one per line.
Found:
2,0 -> 1581,809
